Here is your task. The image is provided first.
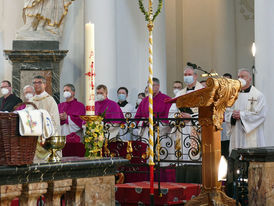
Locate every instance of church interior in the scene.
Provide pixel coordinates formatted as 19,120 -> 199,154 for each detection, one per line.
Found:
0,0 -> 274,205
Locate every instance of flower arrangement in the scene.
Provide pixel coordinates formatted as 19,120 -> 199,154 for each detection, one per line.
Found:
83,116 -> 104,158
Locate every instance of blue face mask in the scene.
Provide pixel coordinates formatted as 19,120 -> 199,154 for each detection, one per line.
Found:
184,76 -> 194,85
118,94 -> 127,101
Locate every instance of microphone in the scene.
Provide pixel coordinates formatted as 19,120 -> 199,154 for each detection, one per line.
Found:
186,62 -> 218,77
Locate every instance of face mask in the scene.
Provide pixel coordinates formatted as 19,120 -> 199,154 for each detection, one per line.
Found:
96,94 -> 105,101
118,94 -> 126,102
136,98 -> 142,105
25,93 -> 34,101
173,89 -> 180,96
1,88 -> 9,96
184,76 -> 194,85
238,78 -> 246,87
63,91 -> 72,99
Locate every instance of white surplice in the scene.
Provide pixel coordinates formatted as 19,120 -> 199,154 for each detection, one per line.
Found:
225,86 -> 266,153
32,91 -> 61,162
168,81 -> 204,162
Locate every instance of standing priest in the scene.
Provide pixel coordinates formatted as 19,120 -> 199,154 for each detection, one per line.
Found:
225,68 -> 266,153
95,84 -> 124,139
58,84 -> 86,143
32,75 -> 61,161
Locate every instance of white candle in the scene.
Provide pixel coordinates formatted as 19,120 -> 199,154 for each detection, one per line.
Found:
85,22 -> 95,115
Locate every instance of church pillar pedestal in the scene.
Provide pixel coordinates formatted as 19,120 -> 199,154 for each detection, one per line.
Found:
19,182 -> 48,206
0,184 -> 22,206
65,178 -> 86,206
4,40 -> 68,103
45,179 -> 72,206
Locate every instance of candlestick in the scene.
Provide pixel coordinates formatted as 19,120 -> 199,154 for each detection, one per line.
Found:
85,22 -> 95,115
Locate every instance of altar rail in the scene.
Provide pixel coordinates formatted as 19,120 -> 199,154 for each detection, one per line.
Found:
100,113 -> 202,183
0,157 -> 128,206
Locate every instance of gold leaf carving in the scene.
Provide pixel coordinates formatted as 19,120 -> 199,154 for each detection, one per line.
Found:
175,78 -> 241,130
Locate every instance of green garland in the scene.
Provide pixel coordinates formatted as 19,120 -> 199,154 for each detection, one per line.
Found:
138,0 -> 163,22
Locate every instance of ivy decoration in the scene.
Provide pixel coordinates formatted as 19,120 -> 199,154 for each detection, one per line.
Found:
138,0 -> 163,22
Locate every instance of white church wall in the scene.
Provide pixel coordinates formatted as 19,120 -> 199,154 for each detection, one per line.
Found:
0,1 -> 24,83
234,0 -> 255,71
181,0 -> 237,79
165,0 -> 184,97
165,0 -> 254,96
255,0 -> 274,146
60,0 -> 85,103
116,0 -> 167,105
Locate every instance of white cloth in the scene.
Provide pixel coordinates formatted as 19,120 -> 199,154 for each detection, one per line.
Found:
18,110 -> 43,136
169,82 -> 204,118
40,109 -> 55,139
168,81 -> 204,162
225,86 -> 266,153
119,102 -> 135,141
61,116 -> 83,140
17,109 -> 54,140
120,103 -> 135,117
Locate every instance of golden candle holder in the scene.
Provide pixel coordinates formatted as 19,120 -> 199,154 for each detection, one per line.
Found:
80,115 -> 104,158
44,136 -> 66,162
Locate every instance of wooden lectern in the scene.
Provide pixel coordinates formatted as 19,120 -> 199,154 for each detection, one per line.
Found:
168,77 -> 241,205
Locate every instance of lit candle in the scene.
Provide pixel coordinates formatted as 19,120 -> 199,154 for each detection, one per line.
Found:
85,22 -> 95,115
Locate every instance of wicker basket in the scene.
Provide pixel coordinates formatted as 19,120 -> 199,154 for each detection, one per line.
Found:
0,112 -> 38,166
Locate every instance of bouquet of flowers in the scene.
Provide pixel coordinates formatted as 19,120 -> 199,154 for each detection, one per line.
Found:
83,116 -> 104,157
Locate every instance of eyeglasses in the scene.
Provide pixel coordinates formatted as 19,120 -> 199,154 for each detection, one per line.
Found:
32,81 -> 43,85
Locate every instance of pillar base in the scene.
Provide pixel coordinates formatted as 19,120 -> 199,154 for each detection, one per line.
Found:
186,189 -> 236,206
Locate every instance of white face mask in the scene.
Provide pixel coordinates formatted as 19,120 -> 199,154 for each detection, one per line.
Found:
25,93 -> 34,101
136,98 -> 142,105
1,88 -> 9,96
184,76 -> 194,85
173,89 -> 180,96
96,94 -> 105,101
63,91 -> 72,99
238,78 -> 247,88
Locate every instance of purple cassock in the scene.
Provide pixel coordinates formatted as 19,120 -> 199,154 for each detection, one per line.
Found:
135,92 -> 172,122
58,99 -> 86,142
95,98 -> 124,121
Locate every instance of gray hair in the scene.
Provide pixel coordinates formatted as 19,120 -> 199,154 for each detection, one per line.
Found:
238,68 -> 252,78
64,84 -> 75,92
23,85 -> 34,92
184,66 -> 197,75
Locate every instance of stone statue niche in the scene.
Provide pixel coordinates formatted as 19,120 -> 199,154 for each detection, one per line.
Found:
16,0 -> 74,41
4,0 -> 74,103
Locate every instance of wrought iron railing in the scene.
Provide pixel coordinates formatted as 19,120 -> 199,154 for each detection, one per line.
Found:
101,112 -> 202,182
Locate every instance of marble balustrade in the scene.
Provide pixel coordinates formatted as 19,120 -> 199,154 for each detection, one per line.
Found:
0,157 -> 128,206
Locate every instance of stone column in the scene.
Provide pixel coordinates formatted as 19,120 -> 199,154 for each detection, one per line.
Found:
20,182 -> 48,206
255,0 -> 274,146
66,179 -> 86,206
84,0 -> 117,100
0,184 -> 22,206
45,179 -> 72,206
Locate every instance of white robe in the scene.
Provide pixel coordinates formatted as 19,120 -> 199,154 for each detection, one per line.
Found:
61,116 -> 82,141
32,91 -> 61,162
168,81 -> 204,162
119,102 -> 135,141
225,86 -> 266,153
